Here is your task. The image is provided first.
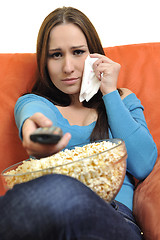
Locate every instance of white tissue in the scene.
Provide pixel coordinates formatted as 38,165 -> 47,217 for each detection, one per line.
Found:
79,55 -> 100,102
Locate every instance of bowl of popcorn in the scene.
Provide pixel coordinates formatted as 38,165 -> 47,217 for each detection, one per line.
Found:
1,139 -> 127,202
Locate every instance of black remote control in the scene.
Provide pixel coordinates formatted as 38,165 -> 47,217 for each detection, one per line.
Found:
30,126 -> 63,144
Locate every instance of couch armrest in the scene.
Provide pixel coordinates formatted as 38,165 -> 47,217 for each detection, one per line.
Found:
133,157 -> 160,240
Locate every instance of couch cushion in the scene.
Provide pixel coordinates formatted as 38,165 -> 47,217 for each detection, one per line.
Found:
104,42 -> 160,157
106,43 -> 160,240
0,54 -> 37,195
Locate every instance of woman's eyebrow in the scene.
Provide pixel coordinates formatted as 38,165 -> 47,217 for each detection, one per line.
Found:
71,45 -> 87,49
49,45 -> 87,52
48,48 -> 61,52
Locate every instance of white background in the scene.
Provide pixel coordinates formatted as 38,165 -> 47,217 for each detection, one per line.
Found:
0,0 -> 159,53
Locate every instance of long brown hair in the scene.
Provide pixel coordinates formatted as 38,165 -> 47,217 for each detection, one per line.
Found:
31,7 -> 117,140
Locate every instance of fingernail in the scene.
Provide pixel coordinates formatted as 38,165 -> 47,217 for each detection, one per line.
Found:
45,120 -> 52,126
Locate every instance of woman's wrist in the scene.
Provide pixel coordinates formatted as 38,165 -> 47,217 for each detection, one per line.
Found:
101,88 -> 117,96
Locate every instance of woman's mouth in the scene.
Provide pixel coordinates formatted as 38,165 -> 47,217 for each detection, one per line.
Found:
62,77 -> 80,85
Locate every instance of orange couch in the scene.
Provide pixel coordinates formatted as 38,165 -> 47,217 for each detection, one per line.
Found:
0,42 -> 160,239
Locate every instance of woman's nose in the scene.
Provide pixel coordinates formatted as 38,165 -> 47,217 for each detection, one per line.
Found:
63,56 -> 74,74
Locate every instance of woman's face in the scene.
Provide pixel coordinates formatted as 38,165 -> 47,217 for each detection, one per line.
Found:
47,23 -> 89,97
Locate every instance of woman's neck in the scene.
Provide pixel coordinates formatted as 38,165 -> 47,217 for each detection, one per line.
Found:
70,93 -> 83,108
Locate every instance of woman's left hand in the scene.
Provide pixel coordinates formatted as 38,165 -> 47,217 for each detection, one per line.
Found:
90,53 -> 121,95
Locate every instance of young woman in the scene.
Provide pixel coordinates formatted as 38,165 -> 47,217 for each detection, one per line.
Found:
0,7 -> 157,240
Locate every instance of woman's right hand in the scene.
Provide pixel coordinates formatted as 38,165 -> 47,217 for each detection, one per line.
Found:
22,112 -> 71,158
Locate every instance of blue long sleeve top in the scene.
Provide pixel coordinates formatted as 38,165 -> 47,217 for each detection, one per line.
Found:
14,90 -> 157,211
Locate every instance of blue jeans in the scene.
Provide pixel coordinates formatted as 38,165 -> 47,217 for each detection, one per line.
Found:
0,174 -> 143,240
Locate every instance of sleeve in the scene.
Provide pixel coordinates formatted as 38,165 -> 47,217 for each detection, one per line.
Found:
103,90 -> 158,180
14,94 -> 58,139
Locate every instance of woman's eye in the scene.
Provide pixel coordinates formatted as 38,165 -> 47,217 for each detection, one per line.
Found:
48,52 -> 62,59
74,50 -> 85,55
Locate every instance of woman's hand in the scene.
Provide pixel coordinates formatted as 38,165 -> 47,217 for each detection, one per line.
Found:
90,53 -> 121,95
22,112 -> 71,158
